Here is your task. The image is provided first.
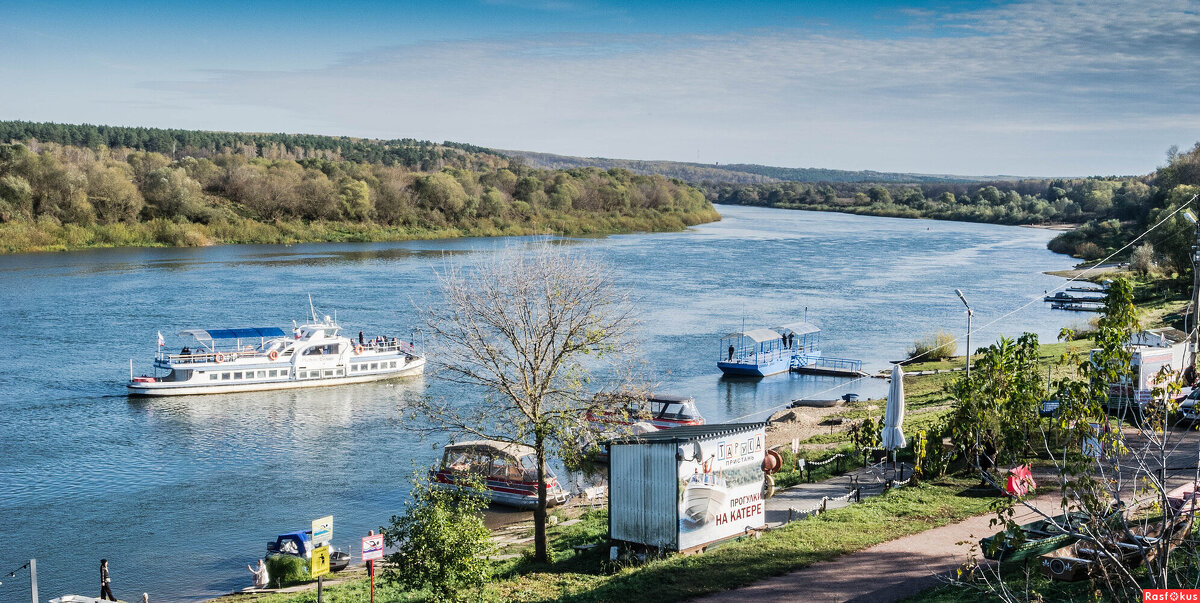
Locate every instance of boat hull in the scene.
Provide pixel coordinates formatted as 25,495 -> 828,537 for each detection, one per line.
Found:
717,357 -> 790,377
127,359 -> 425,396
431,474 -> 569,510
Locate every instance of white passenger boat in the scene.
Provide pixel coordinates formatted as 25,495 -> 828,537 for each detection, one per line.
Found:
127,313 -> 425,396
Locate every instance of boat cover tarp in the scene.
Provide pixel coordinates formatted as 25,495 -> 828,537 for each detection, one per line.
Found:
179,327 -> 287,341
724,328 -> 781,343
776,322 -> 820,336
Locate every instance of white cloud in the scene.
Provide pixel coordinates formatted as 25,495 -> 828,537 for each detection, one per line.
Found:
121,0 -> 1200,175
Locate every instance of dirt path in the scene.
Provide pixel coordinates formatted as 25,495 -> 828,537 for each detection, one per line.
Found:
765,403 -> 880,449
694,494 -> 1058,603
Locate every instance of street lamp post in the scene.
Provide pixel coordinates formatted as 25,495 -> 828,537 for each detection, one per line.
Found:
955,289 -> 973,382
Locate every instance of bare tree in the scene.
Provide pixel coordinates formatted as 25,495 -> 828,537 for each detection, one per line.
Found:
414,241 -> 642,562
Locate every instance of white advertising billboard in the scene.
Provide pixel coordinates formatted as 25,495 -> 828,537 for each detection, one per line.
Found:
677,426 -> 766,550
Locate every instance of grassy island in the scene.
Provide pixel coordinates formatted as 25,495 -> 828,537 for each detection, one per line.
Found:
0,121 -> 719,254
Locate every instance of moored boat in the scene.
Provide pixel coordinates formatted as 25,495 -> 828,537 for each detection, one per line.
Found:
127,309 -> 424,396
587,393 -> 705,430
717,322 -> 821,377
980,513 -> 1088,563
431,440 -> 570,509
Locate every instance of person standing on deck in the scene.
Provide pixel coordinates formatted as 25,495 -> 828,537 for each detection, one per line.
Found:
727,344 -> 735,361
99,559 -> 116,601
359,331 -> 364,345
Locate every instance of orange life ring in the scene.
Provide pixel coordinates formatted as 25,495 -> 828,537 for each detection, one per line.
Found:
268,350 -> 279,361
214,352 -> 225,363
354,345 -> 364,355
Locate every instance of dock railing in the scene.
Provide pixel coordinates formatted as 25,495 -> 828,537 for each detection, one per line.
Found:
793,355 -> 864,372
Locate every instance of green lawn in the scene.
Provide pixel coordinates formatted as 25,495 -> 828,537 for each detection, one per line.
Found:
214,479 -> 998,603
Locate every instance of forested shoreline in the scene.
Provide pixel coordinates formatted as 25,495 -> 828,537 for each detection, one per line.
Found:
0,122 -> 719,254
706,142 -> 1200,269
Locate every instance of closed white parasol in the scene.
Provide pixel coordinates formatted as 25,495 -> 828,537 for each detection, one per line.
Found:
881,364 -> 907,450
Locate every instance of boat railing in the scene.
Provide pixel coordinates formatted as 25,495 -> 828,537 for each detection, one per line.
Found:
356,340 -> 418,355
799,355 -> 863,371
724,346 -> 792,365
157,350 -> 259,364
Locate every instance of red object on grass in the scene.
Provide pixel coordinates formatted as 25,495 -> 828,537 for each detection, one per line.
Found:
1005,465 -> 1036,497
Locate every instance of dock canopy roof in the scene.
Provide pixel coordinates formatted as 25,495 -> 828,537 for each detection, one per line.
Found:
776,322 -> 820,336
178,327 -> 287,341
724,328 -> 781,343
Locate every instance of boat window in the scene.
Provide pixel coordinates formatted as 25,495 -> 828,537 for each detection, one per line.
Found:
323,370 -> 334,377
389,361 -> 397,368
255,370 -> 264,378
370,363 -> 378,370
302,344 -> 340,356
234,372 -> 243,379
268,370 -> 276,377
518,455 -> 546,479
335,369 -> 343,376
444,449 -> 491,475
490,456 -> 524,481
210,374 -> 219,381
221,373 -> 231,380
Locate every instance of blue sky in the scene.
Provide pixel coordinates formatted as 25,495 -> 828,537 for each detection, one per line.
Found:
2,0 -> 1198,176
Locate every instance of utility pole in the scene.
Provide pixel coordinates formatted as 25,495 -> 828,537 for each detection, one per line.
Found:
955,289 -> 973,382
29,559 -> 37,603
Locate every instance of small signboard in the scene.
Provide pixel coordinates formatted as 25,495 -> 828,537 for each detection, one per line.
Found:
312,515 -> 333,544
362,534 -> 384,561
1135,389 -> 1153,405
311,544 -> 330,578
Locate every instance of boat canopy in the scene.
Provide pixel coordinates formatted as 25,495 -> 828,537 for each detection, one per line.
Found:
776,322 -> 820,336
178,327 -> 288,341
447,439 -> 535,459
724,328 -> 781,343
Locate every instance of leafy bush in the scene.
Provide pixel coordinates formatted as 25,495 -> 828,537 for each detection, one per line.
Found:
381,473 -> 493,602
1074,241 -> 1105,260
265,553 -> 310,588
907,330 -> 957,361
1131,242 -> 1156,275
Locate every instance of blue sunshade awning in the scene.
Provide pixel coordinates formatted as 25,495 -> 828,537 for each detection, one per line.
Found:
179,327 -> 287,341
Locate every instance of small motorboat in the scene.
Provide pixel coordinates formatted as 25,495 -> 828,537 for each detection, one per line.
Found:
788,398 -> 844,408
432,440 -> 570,509
980,513 -> 1089,563
265,530 -> 351,572
588,393 -> 705,430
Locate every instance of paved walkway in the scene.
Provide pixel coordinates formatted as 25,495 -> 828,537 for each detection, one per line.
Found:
765,461 -> 912,526
697,494 -> 1055,603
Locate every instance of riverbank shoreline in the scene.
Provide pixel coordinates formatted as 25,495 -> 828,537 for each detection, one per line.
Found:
0,208 -> 722,255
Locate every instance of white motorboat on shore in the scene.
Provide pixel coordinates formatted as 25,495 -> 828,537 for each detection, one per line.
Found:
127,310 -> 424,396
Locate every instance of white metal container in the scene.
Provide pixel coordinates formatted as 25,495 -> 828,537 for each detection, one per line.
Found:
608,422 -> 766,551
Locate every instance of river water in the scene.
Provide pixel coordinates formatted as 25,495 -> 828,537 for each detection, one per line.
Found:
0,205 -> 1078,601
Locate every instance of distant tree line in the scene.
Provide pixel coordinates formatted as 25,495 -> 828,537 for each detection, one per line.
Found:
510,150 -> 985,185
0,120 -> 500,171
707,143 -> 1200,271
0,133 -> 717,252
702,163 -> 982,184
